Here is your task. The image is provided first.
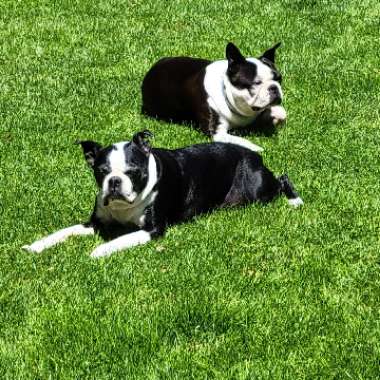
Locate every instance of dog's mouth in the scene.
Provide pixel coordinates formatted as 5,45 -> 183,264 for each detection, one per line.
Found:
103,193 -> 131,207
251,97 -> 282,112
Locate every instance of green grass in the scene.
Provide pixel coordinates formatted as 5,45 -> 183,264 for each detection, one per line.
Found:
1,0 -> 380,378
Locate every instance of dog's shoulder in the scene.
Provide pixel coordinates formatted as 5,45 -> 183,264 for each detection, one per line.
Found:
204,59 -> 228,87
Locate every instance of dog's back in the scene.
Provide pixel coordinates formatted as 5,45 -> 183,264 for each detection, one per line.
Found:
142,57 -> 211,124
152,142 -> 297,224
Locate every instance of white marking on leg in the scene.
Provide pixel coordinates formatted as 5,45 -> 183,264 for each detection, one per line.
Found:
288,197 -> 304,207
90,230 -> 151,258
213,123 -> 263,152
22,224 -> 94,253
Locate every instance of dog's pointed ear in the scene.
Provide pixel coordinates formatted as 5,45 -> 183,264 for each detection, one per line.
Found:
75,140 -> 102,168
132,130 -> 154,156
226,42 -> 246,66
259,42 -> 281,64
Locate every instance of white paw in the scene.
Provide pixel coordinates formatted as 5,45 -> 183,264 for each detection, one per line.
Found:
213,132 -> 263,152
246,141 -> 264,152
270,106 -> 287,125
288,197 -> 304,208
90,244 -> 114,259
22,242 -> 45,253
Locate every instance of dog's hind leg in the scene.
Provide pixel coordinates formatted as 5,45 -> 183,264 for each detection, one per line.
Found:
22,224 -> 95,253
278,174 -> 303,207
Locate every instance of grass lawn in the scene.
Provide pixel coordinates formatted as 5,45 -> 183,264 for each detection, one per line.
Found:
1,0 -> 379,378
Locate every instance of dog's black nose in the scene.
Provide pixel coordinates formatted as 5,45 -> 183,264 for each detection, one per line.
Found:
268,84 -> 279,96
109,176 -> 122,192
268,85 -> 281,104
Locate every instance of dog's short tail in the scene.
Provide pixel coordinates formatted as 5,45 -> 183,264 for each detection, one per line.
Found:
278,174 -> 304,207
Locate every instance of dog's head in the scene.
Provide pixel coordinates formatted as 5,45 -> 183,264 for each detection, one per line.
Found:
224,42 -> 283,116
77,130 -> 156,208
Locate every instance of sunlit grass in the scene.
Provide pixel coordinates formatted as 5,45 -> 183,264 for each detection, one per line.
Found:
0,0 -> 379,378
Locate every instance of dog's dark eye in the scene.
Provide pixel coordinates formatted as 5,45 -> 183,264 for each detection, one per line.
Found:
273,73 -> 282,83
253,80 -> 262,86
98,166 -> 110,175
125,169 -> 140,181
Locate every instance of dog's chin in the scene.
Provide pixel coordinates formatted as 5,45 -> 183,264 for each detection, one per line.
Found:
251,105 -> 266,112
251,98 -> 282,112
103,194 -> 134,208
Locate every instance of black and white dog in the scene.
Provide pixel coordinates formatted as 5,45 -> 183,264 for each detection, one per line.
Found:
142,43 -> 286,152
23,130 -> 302,258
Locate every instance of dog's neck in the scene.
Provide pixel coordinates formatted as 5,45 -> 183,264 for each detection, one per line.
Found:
222,76 -> 255,119
136,154 -> 158,204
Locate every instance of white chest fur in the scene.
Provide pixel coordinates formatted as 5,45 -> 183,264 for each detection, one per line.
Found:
96,191 -> 157,228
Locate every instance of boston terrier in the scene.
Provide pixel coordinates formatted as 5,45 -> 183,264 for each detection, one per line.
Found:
142,43 -> 286,152
23,130 -> 302,258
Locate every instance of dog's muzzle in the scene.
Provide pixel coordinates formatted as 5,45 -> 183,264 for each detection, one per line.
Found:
268,85 -> 282,105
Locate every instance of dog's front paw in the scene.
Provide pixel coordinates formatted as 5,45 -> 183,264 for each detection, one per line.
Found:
90,243 -> 114,259
288,197 -> 304,208
22,242 -> 45,253
247,142 -> 264,152
270,105 -> 287,126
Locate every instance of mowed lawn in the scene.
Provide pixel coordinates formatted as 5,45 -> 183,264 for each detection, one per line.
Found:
1,0 -> 379,378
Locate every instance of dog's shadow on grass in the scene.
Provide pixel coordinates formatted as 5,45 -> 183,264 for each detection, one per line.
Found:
95,222 -> 140,241
233,110 -> 281,137
147,113 -> 280,140
231,122 -> 278,138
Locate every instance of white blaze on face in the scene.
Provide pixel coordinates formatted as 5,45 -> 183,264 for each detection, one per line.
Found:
101,142 -> 136,204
